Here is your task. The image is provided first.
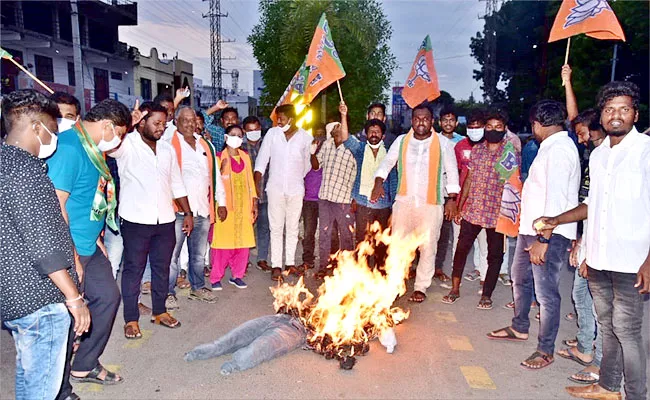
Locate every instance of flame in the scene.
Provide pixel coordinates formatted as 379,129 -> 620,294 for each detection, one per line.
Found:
271,222 -> 423,358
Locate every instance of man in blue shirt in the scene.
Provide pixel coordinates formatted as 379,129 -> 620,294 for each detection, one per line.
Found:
343,116 -> 397,256
47,99 -> 132,386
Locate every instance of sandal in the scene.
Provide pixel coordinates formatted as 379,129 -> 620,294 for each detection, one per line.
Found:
70,364 -> 123,385
434,272 -> 450,282
568,368 -> 600,384
521,351 -> 554,370
408,291 -> 427,303
151,312 -> 181,328
441,292 -> 460,304
563,338 -> 579,347
557,347 -> 593,366
124,321 -> 142,340
477,297 -> 493,310
487,326 -> 528,341
176,277 -> 191,289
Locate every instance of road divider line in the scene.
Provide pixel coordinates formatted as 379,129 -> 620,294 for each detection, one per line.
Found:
460,366 -> 496,390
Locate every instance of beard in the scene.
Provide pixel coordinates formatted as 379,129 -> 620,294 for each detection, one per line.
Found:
142,129 -> 162,142
604,127 -> 629,137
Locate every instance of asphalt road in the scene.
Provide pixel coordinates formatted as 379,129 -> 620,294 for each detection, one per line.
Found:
2,245 -> 649,399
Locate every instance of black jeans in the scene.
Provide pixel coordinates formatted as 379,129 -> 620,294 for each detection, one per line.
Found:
121,219 -> 176,321
57,247 -> 120,398
302,200 -> 339,267
435,219 -> 453,271
451,220 -> 504,298
588,267 -> 647,399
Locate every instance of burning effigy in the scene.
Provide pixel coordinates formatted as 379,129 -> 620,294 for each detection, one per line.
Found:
184,223 -> 423,373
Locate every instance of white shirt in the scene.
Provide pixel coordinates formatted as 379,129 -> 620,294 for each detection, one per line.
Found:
374,132 -> 460,208
109,131 -> 187,225
519,131 -> 580,239
162,121 -> 177,141
254,127 -> 312,197
169,132 -> 226,218
584,127 -> 650,273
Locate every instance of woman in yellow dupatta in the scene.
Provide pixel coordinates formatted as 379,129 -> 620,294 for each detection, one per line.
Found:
209,125 -> 258,290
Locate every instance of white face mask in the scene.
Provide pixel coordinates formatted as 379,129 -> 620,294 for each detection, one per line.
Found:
246,130 -> 262,142
367,140 -> 384,150
226,135 -> 243,149
36,122 -> 58,159
57,117 -> 76,133
466,127 -> 485,142
279,120 -> 292,133
97,124 -> 122,152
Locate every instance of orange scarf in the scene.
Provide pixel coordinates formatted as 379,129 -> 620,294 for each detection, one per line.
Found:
397,130 -> 443,205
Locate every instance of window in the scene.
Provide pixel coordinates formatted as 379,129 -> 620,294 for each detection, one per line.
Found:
110,71 -> 122,81
140,78 -> 152,101
67,62 -> 75,86
34,55 -> 54,82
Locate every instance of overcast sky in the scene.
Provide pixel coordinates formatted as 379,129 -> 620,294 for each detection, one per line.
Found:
120,0 -> 486,104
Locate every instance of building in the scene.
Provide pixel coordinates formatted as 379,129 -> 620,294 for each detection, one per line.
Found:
253,69 -> 265,102
0,0 -> 138,110
133,48 -> 193,107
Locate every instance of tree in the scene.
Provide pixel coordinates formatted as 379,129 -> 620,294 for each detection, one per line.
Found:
248,0 -> 397,132
470,0 -> 649,131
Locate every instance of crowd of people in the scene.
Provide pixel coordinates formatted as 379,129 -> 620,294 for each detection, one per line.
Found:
1,64 -> 648,400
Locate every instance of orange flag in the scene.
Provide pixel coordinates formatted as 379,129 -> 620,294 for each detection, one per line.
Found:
495,141 -> 522,238
549,0 -> 625,42
269,59 -> 310,124
303,13 -> 346,104
402,35 -> 440,109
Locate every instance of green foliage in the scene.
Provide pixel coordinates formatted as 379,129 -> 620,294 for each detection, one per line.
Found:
470,0 -> 649,131
247,0 -> 397,132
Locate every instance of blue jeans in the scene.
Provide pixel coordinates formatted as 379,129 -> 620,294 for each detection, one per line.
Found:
169,214 -> 210,293
588,267 -> 647,399
184,314 -> 306,374
256,202 -> 270,261
511,234 -> 570,355
4,303 -> 70,400
572,267 -> 602,366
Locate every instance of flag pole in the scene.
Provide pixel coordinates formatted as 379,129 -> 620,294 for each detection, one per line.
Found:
5,57 -> 54,94
336,80 -> 344,103
562,37 -> 571,87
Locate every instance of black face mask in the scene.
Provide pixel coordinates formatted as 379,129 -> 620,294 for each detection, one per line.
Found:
484,130 -> 506,143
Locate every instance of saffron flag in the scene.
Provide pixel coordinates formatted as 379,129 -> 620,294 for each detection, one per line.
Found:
495,141 -> 522,237
402,35 -> 440,109
269,58 -> 310,124
548,0 -> 625,42
0,47 -> 13,59
303,13 -> 346,104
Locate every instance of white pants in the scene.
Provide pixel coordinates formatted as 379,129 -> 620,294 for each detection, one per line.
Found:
267,191 -> 304,268
392,199 -> 444,293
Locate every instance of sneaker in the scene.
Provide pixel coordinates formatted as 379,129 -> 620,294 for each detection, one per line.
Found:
256,260 -> 272,273
189,287 -> 218,303
165,294 -> 179,310
499,273 -> 512,286
211,282 -> 223,291
463,270 -> 481,281
229,278 -> 247,289
141,281 -> 151,295
271,267 -> 283,281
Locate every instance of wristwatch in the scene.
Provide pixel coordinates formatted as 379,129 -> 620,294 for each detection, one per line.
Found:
180,211 -> 193,217
537,235 -> 550,244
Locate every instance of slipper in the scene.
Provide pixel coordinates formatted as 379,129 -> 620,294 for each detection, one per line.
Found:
434,272 -> 451,282
151,312 -> 181,328
563,338 -> 578,347
487,326 -> 527,341
477,297 -> 493,310
568,370 -> 600,384
408,291 -> 426,303
557,347 -> 593,366
70,364 -> 123,385
441,292 -> 460,304
124,321 -> 142,340
520,351 -> 554,370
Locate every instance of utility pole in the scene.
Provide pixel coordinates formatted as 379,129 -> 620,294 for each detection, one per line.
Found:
203,0 -> 235,102
480,0 -> 500,104
70,0 -> 85,114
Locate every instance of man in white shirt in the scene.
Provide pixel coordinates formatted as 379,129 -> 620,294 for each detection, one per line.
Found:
487,100 -> 580,372
108,103 -> 193,336
254,104 -> 312,282
535,82 -> 649,400
371,103 -> 460,303
166,106 -> 227,308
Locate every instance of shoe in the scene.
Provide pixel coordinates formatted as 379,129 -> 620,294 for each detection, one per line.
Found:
464,270 -> 481,281
141,281 -> 151,295
165,294 -> 179,310
211,282 -> 223,291
565,384 -> 621,400
271,267 -> 283,281
256,260 -> 272,273
229,278 -> 248,289
286,265 -> 303,276
203,266 -> 211,277
189,287 -> 218,303
138,302 -> 152,315
499,273 -> 511,286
